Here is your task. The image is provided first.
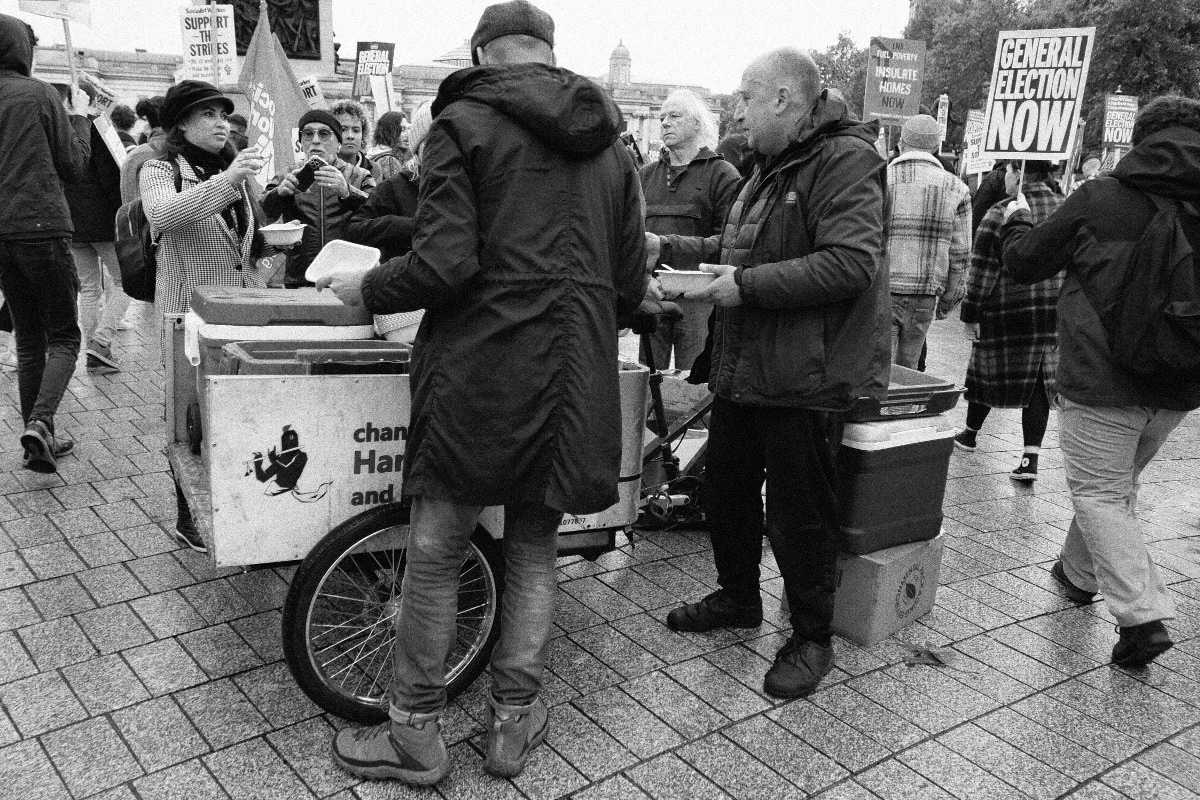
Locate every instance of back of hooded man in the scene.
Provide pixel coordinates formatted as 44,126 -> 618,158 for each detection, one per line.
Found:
0,13 -> 92,473
322,0 -> 647,788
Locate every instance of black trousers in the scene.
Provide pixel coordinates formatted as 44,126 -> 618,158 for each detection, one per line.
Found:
704,397 -> 844,645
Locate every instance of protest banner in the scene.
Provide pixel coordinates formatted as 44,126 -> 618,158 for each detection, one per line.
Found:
20,1 -> 90,90
961,109 -> 990,176
863,37 -> 925,120
369,74 -> 400,116
237,0 -> 310,188
76,72 -> 126,167
1102,93 -> 1138,147
981,27 -> 1095,160
935,93 -> 950,148
18,0 -> 90,24
352,42 -> 395,104
298,76 -> 326,110
180,4 -> 236,86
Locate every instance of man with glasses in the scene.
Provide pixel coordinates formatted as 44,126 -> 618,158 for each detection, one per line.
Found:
262,109 -> 376,287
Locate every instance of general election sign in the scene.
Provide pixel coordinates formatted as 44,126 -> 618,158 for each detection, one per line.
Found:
982,27 -> 1095,160
863,37 -> 925,120
352,42 -> 395,103
1103,94 -> 1138,147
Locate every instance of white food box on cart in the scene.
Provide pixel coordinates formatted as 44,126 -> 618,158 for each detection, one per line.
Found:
187,362 -> 648,567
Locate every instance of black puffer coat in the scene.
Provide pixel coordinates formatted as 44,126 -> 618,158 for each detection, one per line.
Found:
360,63 -> 648,513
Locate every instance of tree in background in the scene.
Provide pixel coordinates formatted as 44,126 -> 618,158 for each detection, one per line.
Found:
811,33 -> 868,119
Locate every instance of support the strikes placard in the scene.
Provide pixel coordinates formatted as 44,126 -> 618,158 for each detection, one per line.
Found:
981,27 -> 1095,160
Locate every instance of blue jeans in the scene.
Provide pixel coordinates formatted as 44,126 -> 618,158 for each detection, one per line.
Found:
640,298 -> 709,372
1058,398 -> 1185,627
0,238 -> 81,430
389,496 -> 562,717
890,293 -> 937,370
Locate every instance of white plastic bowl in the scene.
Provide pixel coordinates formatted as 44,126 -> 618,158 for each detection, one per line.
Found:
655,269 -> 716,296
305,240 -> 382,283
259,221 -> 305,247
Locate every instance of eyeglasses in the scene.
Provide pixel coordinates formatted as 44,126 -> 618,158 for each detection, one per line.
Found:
299,128 -> 334,142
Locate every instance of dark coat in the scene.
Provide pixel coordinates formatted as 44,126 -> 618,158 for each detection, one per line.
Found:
961,182 -> 1062,408
640,147 -> 740,250
972,165 -> 1007,235
343,170 -> 419,261
1001,127 -> 1200,412
64,120 -> 122,243
0,13 -> 91,240
662,90 -> 890,410
261,158 -> 375,287
360,63 -> 647,514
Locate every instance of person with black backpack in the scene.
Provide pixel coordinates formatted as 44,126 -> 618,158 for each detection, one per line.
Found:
1000,95 -> 1200,670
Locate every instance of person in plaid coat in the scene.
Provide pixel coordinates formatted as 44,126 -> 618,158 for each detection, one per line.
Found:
956,161 -> 1063,481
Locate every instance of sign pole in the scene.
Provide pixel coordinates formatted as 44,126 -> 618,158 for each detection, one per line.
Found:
61,18 -> 79,91
1017,159 -> 1026,196
209,1 -> 219,86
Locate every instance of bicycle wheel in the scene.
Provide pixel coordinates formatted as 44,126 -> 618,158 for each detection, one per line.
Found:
282,503 -> 503,723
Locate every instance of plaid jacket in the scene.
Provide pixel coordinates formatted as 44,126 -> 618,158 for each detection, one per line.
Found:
884,152 -> 972,312
961,181 -> 1063,407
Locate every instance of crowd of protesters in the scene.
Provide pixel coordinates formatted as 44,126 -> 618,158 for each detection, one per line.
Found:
1,0 -> 1198,790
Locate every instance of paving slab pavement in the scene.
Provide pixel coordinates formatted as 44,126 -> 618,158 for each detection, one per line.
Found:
1,309 -> 1198,799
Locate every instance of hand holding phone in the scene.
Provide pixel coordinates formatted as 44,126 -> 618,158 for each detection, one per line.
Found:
295,156 -> 326,192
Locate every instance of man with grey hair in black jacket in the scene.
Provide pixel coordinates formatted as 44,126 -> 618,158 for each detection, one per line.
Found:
0,13 -> 92,473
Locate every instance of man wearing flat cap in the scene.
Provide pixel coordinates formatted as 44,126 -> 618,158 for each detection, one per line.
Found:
884,113 -> 971,368
261,109 -> 375,287
323,0 -> 647,786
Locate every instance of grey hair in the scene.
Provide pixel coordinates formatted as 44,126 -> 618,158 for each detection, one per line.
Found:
662,89 -> 718,150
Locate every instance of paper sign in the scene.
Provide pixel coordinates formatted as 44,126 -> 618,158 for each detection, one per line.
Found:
962,109 -> 990,175
352,42 -> 395,102
80,71 -> 116,117
368,74 -> 400,115
1102,94 -> 1138,147
863,37 -> 926,120
93,114 -> 127,167
935,93 -> 949,147
180,4 -> 237,85
982,27 -> 1095,159
19,0 -> 90,25
298,76 -> 326,110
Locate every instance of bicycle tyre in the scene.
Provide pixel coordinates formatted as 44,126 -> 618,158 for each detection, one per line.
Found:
282,503 -> 504,723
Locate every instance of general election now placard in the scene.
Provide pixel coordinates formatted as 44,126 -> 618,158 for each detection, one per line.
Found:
982,27 -> 1095,160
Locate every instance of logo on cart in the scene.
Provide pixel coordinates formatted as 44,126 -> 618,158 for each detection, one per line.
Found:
244,425 -> 332,503
894,563 -> 926,619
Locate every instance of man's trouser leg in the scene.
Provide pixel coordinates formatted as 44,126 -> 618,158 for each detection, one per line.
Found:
389,497 -> 483,718
890,293 -> 936,370
704,397 -> 766,605
1058,399 -> 1184,627
0,238 -> 81,428
489,502 -> 562,707
762,407 -> 843,644
93,242 -> 130,346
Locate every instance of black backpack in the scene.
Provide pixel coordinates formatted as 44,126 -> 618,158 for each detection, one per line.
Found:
1083,193 -> 1200,380
113,158 -> 181,303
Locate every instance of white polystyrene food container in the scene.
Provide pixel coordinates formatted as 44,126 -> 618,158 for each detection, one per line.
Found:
304,240 -> 381,283
655,269 -> 716,296
259,221 -> 305,247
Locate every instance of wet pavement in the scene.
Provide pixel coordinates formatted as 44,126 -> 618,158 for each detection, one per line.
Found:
1,306 -> 1198,799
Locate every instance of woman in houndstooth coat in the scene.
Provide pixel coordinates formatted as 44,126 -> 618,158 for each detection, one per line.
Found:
140,82 -> 269,327
956,160 -> 1064,482
138,81 -> 271,553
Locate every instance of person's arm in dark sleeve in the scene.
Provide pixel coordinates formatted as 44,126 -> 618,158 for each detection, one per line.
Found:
1001,185 -> 1087,284
46,87 -> 92,184
259,171 -> 295,220
709,160 -> 741,234
359,125 -> 482,314
340,169 -> 374,211
615,145 -> 649,327
344,180 -> 416,256
738,143 -> 885,309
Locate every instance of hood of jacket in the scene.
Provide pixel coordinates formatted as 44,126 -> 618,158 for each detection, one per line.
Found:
433,63 -> 622,158
0,14 -> 34,76
1112,126 -> 1200,202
